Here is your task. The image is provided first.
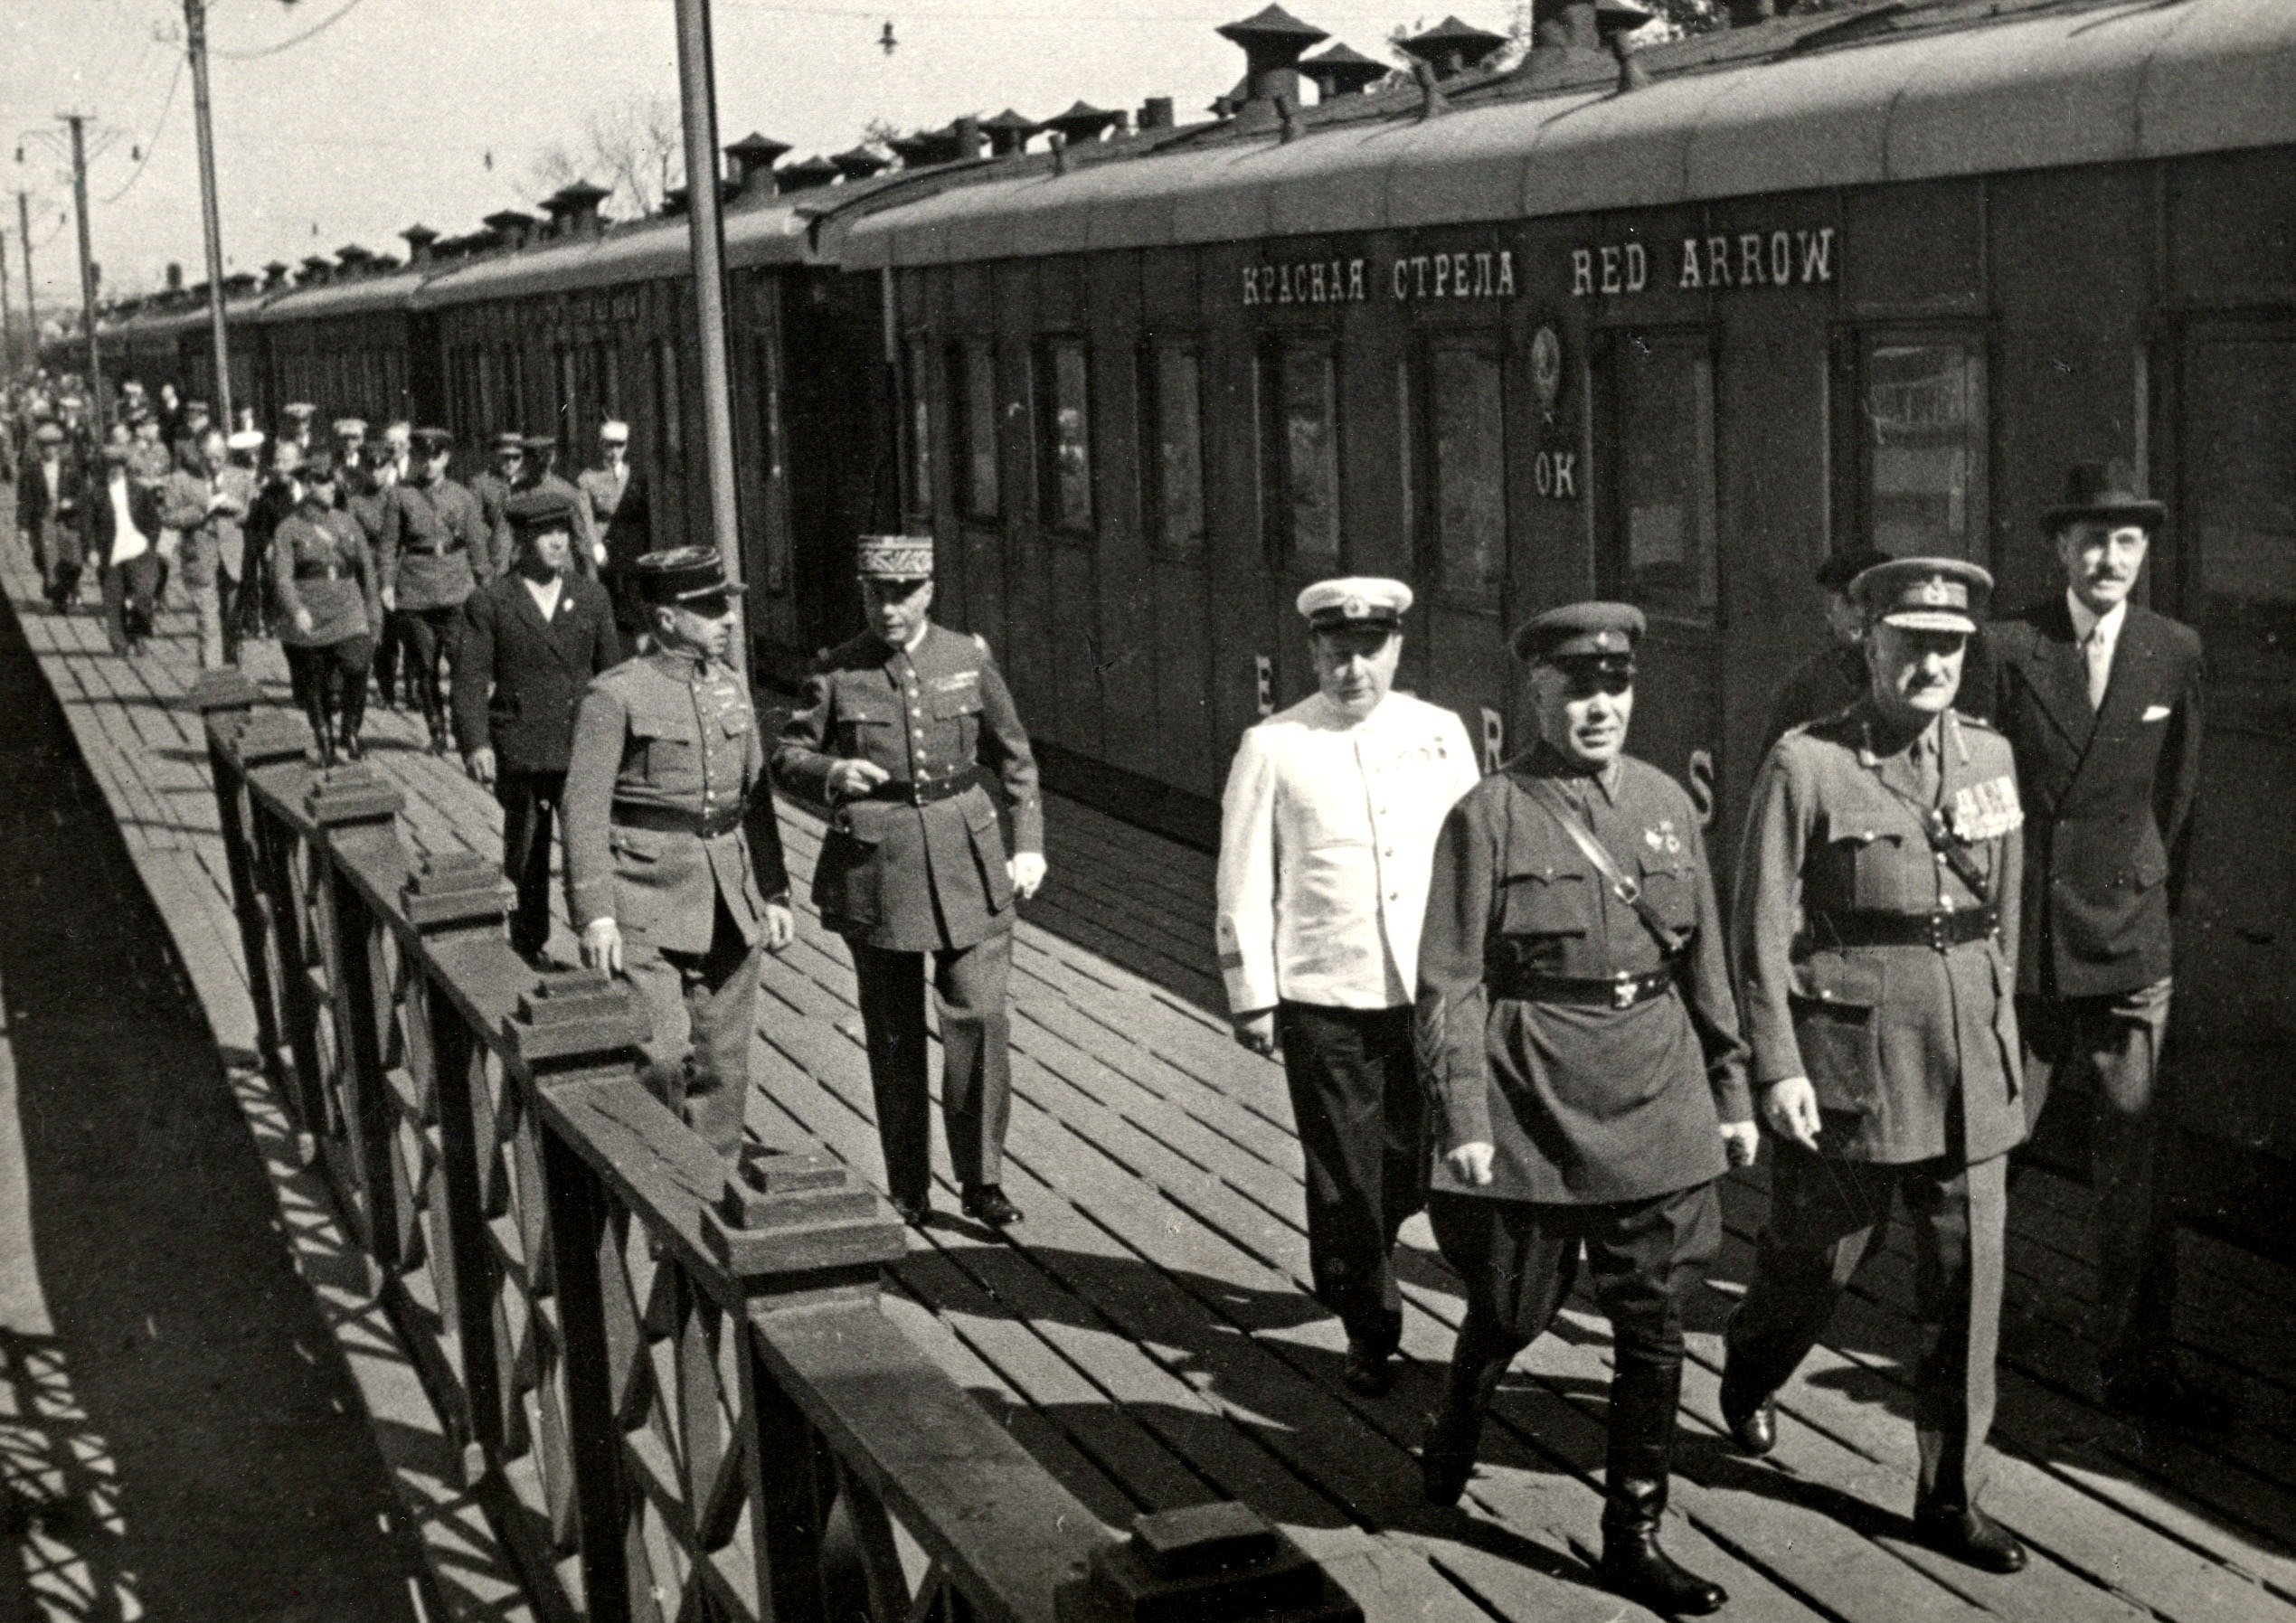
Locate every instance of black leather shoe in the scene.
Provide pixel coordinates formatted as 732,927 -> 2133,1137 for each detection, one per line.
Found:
1343,1340 -> 1396,1397
339,731 -> 364,762
1600,1524 -> 1727,1615
890,1195 -> 931,1229
1419,1440 -> 1473,1507
960,1185 -> 1023,1226
2102,1366 -> 2231,1430
1719,1375 -> 1777,1457
1913,1505 -> 2027,1574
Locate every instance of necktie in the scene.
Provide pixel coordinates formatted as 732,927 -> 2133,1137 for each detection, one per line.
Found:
2085,627 -> 2112,712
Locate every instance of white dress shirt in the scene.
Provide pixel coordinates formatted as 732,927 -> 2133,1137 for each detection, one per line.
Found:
106,476 -> 151,565
1216,688 -> 1481,1014
2066,589 -> 2128,710
523,571 -> 565,622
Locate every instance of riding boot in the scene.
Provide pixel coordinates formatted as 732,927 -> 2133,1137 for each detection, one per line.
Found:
1597,1354 -> 1726,1616
1421,1330 -> 1512,1506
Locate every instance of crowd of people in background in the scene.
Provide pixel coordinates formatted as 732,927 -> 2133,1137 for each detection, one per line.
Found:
3,369 -> 653,766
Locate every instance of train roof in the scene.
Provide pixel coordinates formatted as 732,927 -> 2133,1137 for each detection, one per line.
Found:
255,265 -> 430,323
835,0 -> 2296,269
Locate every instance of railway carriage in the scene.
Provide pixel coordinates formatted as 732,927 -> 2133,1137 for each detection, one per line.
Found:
835,0 -> 2296,1243
256,248 -> 439,433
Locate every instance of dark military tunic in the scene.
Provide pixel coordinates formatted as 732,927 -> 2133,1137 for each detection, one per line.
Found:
1734,703 -> 2027,1165
376,477 -> 492,611
774,622 -> 1043,953
270,508 -> 377,647
1416,745 -> 1753,1206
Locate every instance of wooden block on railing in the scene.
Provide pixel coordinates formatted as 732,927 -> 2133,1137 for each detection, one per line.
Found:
218,709 -> 313,769
402,850 -> 511,935
500,967 -> 648,1067
305,763 -> 406,827
181,667 -> 263,714
703,1146 -> 906,1288
1058,1503 -> 1362,1623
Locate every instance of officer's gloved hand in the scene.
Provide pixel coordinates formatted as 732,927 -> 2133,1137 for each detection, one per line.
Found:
581,917 -> 624,976
1761,1077 -> 1822,1151
1008,851 -> 1046,900
827,759 -> 891,804
1446,1142 -> 1497,1186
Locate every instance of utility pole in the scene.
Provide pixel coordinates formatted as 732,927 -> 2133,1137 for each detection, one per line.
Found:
15,192 -> 35,375
61,114 -> 101,420
1,223 -> 13,380
670,0 -> 746,674
184,0 -> 233,427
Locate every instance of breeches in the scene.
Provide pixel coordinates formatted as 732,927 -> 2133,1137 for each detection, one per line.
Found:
284,637 -> 373,738
399,606 -> 463,727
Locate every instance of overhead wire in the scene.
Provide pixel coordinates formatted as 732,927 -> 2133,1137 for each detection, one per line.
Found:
211,0 -> 379,60
100,50 -> 185,204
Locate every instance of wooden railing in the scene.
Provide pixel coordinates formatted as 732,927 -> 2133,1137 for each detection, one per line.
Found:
189,675 -> 1361,1623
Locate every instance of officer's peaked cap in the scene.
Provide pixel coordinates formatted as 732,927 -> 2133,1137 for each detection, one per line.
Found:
1849,556 -> 1992,636
856,533 -> 932,581
1512,600 -> 1645,665
411,425 -> 455,452
637,545 -> 746,605
1298,576 -> 1412,633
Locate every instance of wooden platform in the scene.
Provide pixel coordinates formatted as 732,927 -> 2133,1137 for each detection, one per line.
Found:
9,536 -> 2296,1623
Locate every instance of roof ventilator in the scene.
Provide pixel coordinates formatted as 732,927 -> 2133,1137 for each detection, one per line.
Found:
724,133 -> 792,196
1600,0 -> 1653,90
1216,5 -> 1328,133
1400,15 -> 1510,80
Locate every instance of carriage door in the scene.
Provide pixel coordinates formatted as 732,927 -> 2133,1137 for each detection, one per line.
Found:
2169,318 -> 2296,1161
1600,328 -> 1724,825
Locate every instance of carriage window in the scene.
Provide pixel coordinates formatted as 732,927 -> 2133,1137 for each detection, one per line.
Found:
952,342 -> 999,523
1258,341 -> 1340,566
1139,344 -> 1206,555
1426,343 -> 1507,607
904,337 -> 934,522
2185,332 -> 2296,736
1612,333 -> 1717,621
1859,335 -> 1986,558
1035,338 -> 1094,534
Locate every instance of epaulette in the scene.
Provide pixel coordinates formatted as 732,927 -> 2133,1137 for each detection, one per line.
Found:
971,631 -> 991,658
1951,707 -> 1998,732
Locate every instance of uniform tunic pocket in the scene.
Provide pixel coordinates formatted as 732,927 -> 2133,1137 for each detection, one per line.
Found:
962,790 -> 1016,912
1498,866 -> 1590,936
1637,852 -> 1698,934
1789,952 -> 1882,1109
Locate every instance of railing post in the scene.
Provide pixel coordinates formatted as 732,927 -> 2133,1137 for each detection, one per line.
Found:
401,849 -> 515,1478
306,764 -> 411,1280
1057,1504 -> 1363,1623
714,1147 -> 908,1623
504,968 -> 655,1623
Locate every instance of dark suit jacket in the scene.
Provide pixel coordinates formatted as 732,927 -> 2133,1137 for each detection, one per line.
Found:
1969,598 -> 2204,999
85,474 -> 168,566
452,571 -> 623,774
20,454 -> 88,562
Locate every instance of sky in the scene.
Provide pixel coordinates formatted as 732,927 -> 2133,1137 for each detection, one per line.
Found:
0,0 -> 1481,315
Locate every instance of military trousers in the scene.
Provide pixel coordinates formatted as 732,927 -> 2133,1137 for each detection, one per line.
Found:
496,769 -> 567,961
1725,1144 -> 2008,1511
1275,1001 -> 1427,1354
2017,978 -> 2178,1382
189,572 -> 241,668
624,894 -> 761,1165
284,637 -> 373,758
849,930 -> 1012,1209
399,605 -> 464,740
1429,1183 -> 1719,1498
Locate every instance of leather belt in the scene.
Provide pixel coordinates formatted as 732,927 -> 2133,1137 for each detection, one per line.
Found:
293,561 -> 345,580
864,767 -> 986,807
1490,965 -> 1676,1010
1808,905 -> 1998,951
400,539 -> 467,556
611,800 -> 745,838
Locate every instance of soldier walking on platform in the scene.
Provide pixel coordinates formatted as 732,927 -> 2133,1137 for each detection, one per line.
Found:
773,535 -> 1045,1229
564,548 -> 793,1165
467,430 -> 524,573
377,427 -> 493,753
1215,578 -> 1479,1395
269,457 -> 380,766
1416,603 -> 1755,1617
1967,462 -> 2220,1427
1722,558 -> 2030,1576
455,489 -> 622,963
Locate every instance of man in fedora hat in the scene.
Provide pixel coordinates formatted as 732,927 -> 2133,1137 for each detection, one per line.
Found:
1723,557 -> 2030,1576
563,546 -> 792,1165
1216,576 -> 1479,1396
773,533 -> 1045,1229
1967,460 -> 2217,1427
1762,545 -> 1892,751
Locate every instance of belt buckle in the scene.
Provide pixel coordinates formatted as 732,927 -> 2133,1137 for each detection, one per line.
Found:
1611,973 -> 1639,1011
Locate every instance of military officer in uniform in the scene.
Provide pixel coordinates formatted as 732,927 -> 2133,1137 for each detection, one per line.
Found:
1722,557 -> 2029,1575
1762,546 -> 1891,751
1216,577 -> 1479,1394
563,547 -> 793,1165
468,430 -> 525,573
1416,603 -> 1755,1617
1968,462 -> 2217,1426
377,426 -> 495,752
773,534 -> 1045,1229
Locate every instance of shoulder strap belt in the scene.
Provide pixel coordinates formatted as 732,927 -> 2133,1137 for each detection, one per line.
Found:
1516,774 -> 1687,958
1866,772 -> 1991,900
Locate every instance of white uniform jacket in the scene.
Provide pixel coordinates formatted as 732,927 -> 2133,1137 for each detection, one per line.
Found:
1216,689 -> 1481,1014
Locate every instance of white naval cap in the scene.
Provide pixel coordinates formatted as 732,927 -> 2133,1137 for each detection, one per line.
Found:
1296,576 -> 1413,632
226,428 -> 266,452
600,419 -> 630,442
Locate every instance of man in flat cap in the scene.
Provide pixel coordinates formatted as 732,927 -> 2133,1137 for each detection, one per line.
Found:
1724,556 -> 2029,1575
376,426 -> 495,752
1416,602 -> 1754,1616
1762,546 -> 1892,752
1965,462 -> 2218,1427
20,421 -> 88,612
456,488 -> 623,962
773,534 -> 1045,1229
564,547 -> 792,1165
515,433 -> 601,577
1215,576 -> 1479,1394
